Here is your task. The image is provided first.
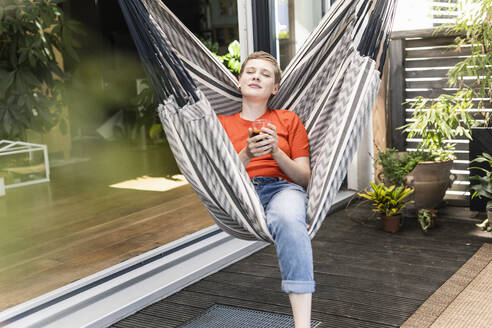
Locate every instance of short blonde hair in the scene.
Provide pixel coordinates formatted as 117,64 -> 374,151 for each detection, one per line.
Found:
239,51 -> 281,84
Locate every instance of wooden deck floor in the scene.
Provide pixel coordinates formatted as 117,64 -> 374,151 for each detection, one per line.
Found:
112,202 -> 492,328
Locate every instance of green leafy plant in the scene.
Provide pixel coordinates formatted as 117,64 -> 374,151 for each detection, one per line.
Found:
201,39 -> 241,75
469,152 -> 492,211
199,38 -> 219,55
376,148 -> 434,186
417,209 -> 437,232
442,0 -> 491,127
216,40 -> 241,75
398,89 -> 475,161
469,152 -> 492,231
0,0 -> 83,140
358,182 -> 414,217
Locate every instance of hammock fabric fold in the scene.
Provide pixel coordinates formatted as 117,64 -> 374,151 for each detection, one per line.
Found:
119,0 -> 398,242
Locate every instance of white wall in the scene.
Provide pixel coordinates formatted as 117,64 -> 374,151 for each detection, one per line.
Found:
293,0 -> 322,52
237,0 -> 255,62
392,0 -> 434,31
348,111 -> 374,191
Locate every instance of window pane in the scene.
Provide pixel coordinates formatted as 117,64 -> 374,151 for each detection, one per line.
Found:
274,0 -> 324,70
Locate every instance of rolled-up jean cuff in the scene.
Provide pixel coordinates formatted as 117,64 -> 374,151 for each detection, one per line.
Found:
281,280 -> 315,294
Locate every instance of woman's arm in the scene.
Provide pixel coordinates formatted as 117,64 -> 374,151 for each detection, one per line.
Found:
239,124 -> 311,188
238,128 -> 273,167
271,151 -> 310,188
261,123 -> 311,188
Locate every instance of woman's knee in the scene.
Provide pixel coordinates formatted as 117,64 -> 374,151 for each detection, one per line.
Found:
267,189 -> 307,227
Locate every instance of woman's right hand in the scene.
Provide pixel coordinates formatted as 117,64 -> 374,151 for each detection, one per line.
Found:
245,128 -> 273,158
239,128 -> 272,166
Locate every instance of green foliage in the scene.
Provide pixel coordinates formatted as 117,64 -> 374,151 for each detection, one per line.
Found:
441,0 -> 491,126
476,218 -> 492,232
201,39 -> 241,75
278,30 -> 290,39
398,89 -> 475,161
199,38 -> 219,54
469,152 -> 492,212
132,79 -> 156,128
376,148 -> 434,186
357,182 -> 414,217
131,79 -> 167,142
0,0 -> 83,140
217,40 -> 241,75
417,209 -> 436,232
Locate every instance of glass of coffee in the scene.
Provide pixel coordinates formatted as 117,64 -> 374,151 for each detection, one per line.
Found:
251,119 -> 272,137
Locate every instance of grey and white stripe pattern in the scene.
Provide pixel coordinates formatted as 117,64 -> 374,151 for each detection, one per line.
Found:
141,0 -> 242,115
158,91 -> 272,241
126,0 -> 389,241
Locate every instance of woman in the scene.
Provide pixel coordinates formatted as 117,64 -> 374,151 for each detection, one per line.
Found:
218,51 -> 314,328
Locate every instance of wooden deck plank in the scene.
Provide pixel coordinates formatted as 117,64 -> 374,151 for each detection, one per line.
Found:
114,199 -> 492,328
220,266 -> 430,301
203,271 -> 422,313
137,291 -> 394,328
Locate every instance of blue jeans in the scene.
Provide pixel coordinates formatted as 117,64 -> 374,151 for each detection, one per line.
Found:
252,177 -> 315,294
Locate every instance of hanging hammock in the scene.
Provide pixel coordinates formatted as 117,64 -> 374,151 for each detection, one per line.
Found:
118,0 -> 398,242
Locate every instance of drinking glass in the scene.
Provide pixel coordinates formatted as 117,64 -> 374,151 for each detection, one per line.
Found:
251,119 -> 272,137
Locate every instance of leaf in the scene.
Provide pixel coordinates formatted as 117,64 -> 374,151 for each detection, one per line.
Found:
9,43 -> 17,68
0,70 -> 15,99
228,40 -> 240,58
149,123 -> 163,140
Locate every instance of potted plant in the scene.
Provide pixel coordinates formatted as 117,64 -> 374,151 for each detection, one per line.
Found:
358,182 -> 414,233
397,89 -> 475,210
469,153 -> 492,232
376,148 -> 434,187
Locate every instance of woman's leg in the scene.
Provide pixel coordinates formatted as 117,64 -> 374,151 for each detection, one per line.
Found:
265,187 -> 314,328
289,293 -> 312,328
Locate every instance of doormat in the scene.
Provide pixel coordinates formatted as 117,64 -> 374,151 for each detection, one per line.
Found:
401,243 -> 492,328
178,304 -> 321,328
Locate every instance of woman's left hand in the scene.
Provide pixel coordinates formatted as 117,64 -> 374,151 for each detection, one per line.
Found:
261,123 -> 279,155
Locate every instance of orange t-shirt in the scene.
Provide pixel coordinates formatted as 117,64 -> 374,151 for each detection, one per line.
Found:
218,109 -> 310,182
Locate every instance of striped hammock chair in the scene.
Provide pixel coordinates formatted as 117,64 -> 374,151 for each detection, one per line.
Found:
119,0 -> 398,242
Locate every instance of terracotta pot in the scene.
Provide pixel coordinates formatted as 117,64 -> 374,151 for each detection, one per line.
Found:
381,215 -> 401,233
405,160 -> 454,211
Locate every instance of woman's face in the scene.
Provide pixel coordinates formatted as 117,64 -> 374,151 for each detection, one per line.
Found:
238,59 -> 279,101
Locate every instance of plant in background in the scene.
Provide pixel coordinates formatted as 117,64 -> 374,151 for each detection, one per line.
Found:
131,79 -> 166,142
376,148 -> 434,186
216,40 -> 241,75
0,0 -> 83,140
199,38 -> 219,55
444,0 -> 491,127
469,152 -> 492,231
357,182 -> 414,217
398,89 -> 476,161
417,209 -> 437,233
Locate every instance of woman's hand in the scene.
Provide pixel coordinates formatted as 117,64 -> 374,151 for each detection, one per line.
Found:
261,123 -> 279,155
239,125 -> 277,166
245,125 -> 277,157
